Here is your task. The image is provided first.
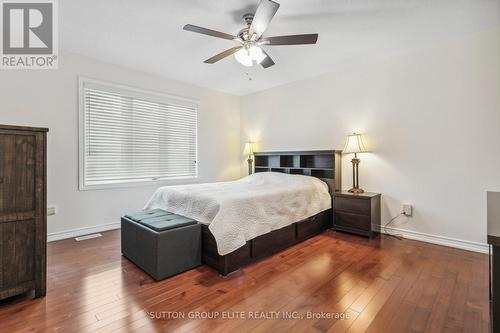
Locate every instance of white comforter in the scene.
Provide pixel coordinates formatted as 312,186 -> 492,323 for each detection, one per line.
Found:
144,172 -> 331,255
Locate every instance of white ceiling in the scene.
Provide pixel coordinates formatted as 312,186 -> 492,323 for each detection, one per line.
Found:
61,0 -> 500,96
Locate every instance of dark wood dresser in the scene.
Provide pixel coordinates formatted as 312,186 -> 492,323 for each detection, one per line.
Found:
489,236 -> 500,333
488,191 -> 500,332
0,124 -> 48,300
333,192 -> 381,238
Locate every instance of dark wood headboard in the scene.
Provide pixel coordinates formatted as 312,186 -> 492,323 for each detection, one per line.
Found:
253,150 -> 342,193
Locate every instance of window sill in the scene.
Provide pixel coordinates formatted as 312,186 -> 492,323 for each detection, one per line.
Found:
78,176 -> 198,191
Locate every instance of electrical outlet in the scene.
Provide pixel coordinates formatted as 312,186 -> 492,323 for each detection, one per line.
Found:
47,206 -> 57,216
403,204 -> 413,216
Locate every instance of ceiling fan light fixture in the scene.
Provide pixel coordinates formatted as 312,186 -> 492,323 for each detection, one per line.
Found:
234,48 -> 253,67
234,46 -> 267,67
249,45 -> 267,64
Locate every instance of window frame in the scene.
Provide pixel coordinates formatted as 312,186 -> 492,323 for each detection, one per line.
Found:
78,77 -> 199,191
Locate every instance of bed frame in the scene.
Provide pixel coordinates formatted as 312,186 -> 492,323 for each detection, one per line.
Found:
202,150 -> 342,276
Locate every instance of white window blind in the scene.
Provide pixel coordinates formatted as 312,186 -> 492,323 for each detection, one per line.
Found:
79,79 -> 198,189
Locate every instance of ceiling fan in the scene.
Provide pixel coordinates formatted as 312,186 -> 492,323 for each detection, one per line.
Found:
183,0 -> 318,68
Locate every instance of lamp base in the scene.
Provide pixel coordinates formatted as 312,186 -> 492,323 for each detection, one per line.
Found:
247,157 -> 253,175
348,187 -> 365,194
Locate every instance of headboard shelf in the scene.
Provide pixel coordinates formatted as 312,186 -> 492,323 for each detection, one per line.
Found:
279,155 -> 297,168
253,150 -> 342,193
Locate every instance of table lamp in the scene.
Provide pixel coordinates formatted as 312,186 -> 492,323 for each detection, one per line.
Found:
343,133 -> 368,193
246,142 -> 255,175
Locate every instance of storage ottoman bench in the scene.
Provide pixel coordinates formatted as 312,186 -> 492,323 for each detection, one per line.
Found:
121,209 -> 201,280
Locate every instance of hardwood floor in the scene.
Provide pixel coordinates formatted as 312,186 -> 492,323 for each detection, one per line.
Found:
0,230 -> 490,332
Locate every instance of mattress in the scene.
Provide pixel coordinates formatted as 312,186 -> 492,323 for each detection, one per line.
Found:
144,172 -> 331,255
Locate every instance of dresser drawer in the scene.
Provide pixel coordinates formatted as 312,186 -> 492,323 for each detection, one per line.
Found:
334,211 -> 371,231
335,197 -> 370,215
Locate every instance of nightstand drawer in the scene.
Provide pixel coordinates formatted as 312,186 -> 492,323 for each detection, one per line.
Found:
335,197 -> 370,215
334,211 -> 371,231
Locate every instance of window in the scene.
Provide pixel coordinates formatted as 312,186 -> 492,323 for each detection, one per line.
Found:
79,78 -> 198,190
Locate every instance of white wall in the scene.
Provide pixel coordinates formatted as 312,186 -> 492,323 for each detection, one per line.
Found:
0,52 -> 241,237
240,28 -> 500,248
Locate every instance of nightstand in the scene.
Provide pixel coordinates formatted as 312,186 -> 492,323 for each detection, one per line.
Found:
333,192 -> 381,238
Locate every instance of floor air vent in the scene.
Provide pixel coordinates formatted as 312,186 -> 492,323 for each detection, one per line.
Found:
75,233 -> 102,241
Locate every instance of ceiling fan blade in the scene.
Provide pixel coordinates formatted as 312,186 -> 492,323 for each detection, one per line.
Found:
260,49 -> 275,68
204,46 -> 242,64
249,0 -> 280,39
260,34 -> 318,45
183,24 -> 237,41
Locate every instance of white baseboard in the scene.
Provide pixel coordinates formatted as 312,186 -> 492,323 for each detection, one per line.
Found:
377,225 -> 489,254
47,221 -> 489,254
47,222 -> 121,242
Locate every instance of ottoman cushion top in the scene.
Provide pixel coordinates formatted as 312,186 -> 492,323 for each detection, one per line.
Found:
124,209 -> 197,232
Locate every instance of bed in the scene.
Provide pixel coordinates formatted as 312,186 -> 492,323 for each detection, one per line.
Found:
144,150 -> 342,275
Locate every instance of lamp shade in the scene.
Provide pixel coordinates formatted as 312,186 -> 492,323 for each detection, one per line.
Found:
343,133 -> 368,154
246,141 -> 255,155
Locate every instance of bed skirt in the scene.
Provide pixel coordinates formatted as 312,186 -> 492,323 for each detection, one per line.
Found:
201,209 -> 333,276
